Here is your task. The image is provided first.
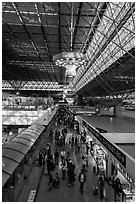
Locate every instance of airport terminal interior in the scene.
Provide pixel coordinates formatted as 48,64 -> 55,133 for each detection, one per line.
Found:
2,2 -> 135,202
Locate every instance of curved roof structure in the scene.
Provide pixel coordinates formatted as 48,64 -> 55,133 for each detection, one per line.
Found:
2,123 -> 45,187
2,2 -> 135,99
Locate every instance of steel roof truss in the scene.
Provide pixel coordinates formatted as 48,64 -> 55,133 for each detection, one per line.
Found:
74,4 -> 134,89
72,2 -> 83,50
36,3 -> 58,82
12,2 -> 52,82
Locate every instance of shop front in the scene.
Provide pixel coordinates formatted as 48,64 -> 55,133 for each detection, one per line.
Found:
106,156 -> 135,202
77,116 -> 135,202
92,144 -> 107,178
86,135 -> 93,152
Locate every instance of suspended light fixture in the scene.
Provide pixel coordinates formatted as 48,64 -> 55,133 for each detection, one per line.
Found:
53,52 -> 87,76
53,3 -> 88,79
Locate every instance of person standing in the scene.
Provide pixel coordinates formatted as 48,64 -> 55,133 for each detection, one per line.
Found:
79,169 -> 86,192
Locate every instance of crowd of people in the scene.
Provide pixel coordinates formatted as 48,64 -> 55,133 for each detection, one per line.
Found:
47,148 -> 89,191
37,106 -> 123,201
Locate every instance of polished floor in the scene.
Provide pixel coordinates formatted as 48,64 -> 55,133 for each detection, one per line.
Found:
17,124 -> 116,202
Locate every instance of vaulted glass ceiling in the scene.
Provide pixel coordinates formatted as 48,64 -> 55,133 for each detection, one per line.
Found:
73,2 -> 134,93
2,2 -> 135,98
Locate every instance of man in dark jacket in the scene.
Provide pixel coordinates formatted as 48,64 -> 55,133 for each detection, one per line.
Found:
113,178 -> 122,201
67,161 -> 75,185
54,150 -> 59,165
98,176 -> 104,200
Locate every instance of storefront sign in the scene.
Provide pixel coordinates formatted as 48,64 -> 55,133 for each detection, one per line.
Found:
82,120 -> 126,168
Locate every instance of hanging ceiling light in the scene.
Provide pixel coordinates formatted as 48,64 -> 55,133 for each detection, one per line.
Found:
53,52 -> 87,76
53,3 -> 88,79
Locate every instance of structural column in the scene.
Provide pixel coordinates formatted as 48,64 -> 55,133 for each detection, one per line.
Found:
114,103 -> 122,117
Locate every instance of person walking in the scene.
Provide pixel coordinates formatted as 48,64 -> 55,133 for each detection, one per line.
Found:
62,160 -> 67,179
61,149 -> 66,164
71,135 -> 74,146
75,136 -> 78,146
47,156 -> 51,175
85,154 -> 88,167
49,174 -> 54,190
113,178 -> 122,201
77,141 -> 81,153
86,143 -> 90,155
67,160 -> 75,185
47,143 -> 51,156
81,155 -> 86,172
69,137 -> 71,148
79,169 -> 86,192
98,176 -> 105,200
54,173 -> 60,188
63,135 -> 66,146
66,152 -> 70,165
38,150 -> 43,167
54,150 -> 59,165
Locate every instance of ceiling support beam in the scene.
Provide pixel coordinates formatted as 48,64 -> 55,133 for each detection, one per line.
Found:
4,23 -> 47,87
58,2 -> 64,83
72,2 -> 83,50
12,2 -> 52,82
58,2 -> 62,53
36,3 -> 58,82
82,2 -> 107,54
74,2 -> 134,90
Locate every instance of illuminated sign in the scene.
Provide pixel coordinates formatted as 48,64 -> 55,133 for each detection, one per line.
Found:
82,120 -> 126,168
